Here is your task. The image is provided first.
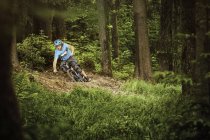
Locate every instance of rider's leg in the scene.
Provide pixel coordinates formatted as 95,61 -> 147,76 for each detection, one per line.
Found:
81,70 -> 91,81
60,61 -> 67,72
69,61 -> 82,73
69,61 -> 91,81
60,61 -> 66,67
81,70 -> 87,77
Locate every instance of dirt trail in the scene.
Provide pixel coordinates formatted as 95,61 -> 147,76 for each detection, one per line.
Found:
33,70 -> 123,93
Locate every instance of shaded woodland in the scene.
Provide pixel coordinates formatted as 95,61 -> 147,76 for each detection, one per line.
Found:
0,0 -> 209,139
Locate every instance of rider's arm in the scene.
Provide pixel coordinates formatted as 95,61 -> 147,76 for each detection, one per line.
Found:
53,58 -> 58,72
69,45 -> 75,55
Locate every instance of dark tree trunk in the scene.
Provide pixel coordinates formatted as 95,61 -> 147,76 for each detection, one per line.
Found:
111,0 -> 120,59
193,0 -> 209,105
158,0 -> 173,71
0,0 -> 23,139
97,0 -> 112,76
32,2 -> 54,40
172,0 -> 182,72
207,1 -> 210,105
33,15 -> 54,39
53,13 -> 66,40
42,11 -> 54,40
16,0 -> 28,42
133,0 -> 152,80
180,0 -> 196,95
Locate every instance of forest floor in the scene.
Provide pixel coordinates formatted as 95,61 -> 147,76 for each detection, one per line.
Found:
32,70 -> 123,93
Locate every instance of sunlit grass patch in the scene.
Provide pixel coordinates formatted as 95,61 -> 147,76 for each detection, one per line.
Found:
121,80 -> 181,96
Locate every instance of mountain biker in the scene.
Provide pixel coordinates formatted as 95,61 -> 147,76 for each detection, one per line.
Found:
53,39 -> 91,81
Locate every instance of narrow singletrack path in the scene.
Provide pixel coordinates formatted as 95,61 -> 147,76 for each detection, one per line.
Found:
33,70 -> 123,93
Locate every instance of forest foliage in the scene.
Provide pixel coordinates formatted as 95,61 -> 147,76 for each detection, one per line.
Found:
16,0 -> 161,79
9,0 -> 210,139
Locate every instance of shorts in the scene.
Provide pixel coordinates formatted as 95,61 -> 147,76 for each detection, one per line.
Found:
60,56 -> 82,73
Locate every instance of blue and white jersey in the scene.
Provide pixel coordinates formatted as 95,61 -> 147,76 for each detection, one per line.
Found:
54,43 -> 73,61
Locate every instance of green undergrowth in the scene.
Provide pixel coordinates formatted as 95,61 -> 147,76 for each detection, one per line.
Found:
14,71 -> 210,140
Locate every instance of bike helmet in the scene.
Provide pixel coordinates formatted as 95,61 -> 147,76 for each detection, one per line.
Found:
54,39 -> 63,47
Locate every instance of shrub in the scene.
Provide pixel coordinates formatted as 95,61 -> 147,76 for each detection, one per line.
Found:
153,71 -> 192,86
112,50 -> 135,80
74,41 -> 101,72
17,34 -> 54,70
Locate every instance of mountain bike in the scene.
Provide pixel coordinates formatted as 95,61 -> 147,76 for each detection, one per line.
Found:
60,62 -> 88,82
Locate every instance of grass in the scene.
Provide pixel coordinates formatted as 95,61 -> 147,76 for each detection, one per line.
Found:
14,71 -> 210,140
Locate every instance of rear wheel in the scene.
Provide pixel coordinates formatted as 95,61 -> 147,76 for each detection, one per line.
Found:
67,69 -> 76,82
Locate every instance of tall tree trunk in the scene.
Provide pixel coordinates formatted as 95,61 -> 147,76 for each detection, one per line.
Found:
0,0 -> 23,139
207,0 -> 210,106
111,0 -> 120,59
42,10 -> 54,40
53,13 -> 66,40
16,0 -> 28,42
11,27 -> 19,69
97,0 -> 112,76
172,0 -> 182,72
32,4 -> 54,40
133,0 -> 152,80
193,0 -> 209,105
180,0 -> 196,95
158,0 -> 173,71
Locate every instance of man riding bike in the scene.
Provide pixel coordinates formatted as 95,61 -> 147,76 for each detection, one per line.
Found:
53,39 -> 91,81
